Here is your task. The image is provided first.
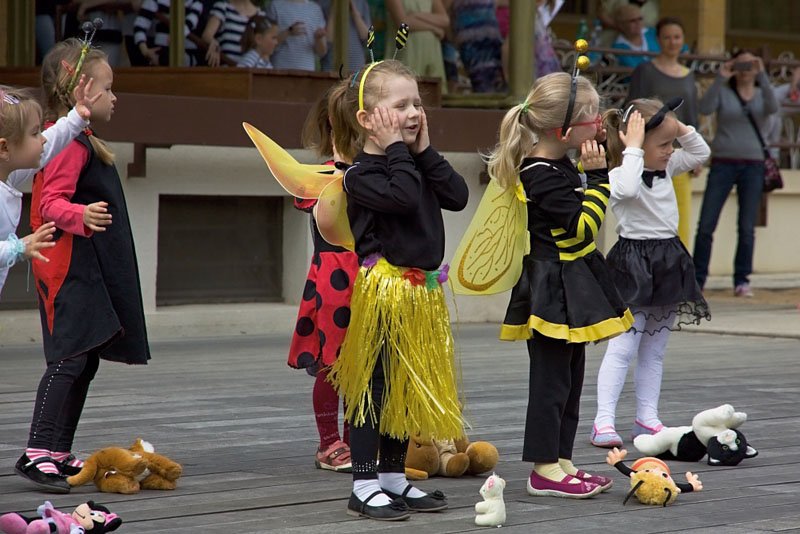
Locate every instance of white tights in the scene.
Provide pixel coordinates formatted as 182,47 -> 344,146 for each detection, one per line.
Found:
594,308 -> 675,430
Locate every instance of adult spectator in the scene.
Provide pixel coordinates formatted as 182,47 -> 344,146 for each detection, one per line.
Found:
445,0 -> 505,93
627,17 -> 697,246
385,0 -> 449,91
133,0 -> 205,65
267,0 -> 328,71
693,50 -> 778,297
317,0 -> 372,72
202,0 -> 264,67
610,3 -> 659,69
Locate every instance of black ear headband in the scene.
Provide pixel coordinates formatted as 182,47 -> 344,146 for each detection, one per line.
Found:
561,40 -> 592,135
623,97 -> 684,131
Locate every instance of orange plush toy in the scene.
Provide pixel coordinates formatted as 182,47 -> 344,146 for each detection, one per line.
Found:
67,439 -> 182,494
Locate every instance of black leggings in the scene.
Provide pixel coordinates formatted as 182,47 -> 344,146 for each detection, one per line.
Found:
522,335 -> 586,463
349,356 -> 410,481
28,351 -> 100,451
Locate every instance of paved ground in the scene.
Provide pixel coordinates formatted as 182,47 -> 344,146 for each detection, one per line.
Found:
1,310 -> 799,532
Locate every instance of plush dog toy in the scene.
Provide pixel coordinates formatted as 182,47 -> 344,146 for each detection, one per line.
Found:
67,438 -> 182,494
606,447 -> 702,506
405,435 -> 499,480
0,501 -> 121,534
634,404 -> 758,466
475,473 -> 506,527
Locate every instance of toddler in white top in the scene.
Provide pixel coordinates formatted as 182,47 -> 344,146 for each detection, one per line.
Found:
590,97 -> 711,449
0,79 -> 94,297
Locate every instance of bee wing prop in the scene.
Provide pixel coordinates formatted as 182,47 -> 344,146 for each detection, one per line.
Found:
242,122 -> 335,198
450,179 -> 529,295
314,176 -> 355,251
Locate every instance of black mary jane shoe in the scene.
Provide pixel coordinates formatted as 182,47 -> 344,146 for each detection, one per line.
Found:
54,454 -> 83,476
346,491 -> 410,521
14,454 -> 71,493
384,485 -> 448,512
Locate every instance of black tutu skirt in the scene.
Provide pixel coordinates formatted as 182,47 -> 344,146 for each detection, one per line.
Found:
501,251 -> 634,343
606,237 -> 710,333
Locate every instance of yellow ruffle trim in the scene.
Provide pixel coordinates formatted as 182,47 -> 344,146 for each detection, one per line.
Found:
328,258 -> 464,441
499,308 -> 635,343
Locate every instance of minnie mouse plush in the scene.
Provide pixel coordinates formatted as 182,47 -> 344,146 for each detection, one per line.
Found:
0,501 -> 121,534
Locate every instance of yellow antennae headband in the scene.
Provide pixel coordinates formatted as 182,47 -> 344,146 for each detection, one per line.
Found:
357,61 -> 382,111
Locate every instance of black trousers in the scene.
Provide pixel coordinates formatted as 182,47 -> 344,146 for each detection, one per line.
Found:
28,351 -> 100,451
349,355 -> 410,481
522,335 -> 586,463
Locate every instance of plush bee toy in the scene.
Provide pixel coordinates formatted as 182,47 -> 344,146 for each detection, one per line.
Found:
606,448 -> 703,506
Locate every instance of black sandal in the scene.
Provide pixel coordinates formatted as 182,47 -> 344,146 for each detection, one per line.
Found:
384,485 -> 448,512
346,491 -> 410,521
14,454 -> 70,493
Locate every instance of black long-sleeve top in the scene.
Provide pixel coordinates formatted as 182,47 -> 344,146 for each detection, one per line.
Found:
520,156 -> 610,263
343,142 -> 469,271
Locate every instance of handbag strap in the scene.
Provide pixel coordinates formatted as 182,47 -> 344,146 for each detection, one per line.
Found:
731,86 -> 771,159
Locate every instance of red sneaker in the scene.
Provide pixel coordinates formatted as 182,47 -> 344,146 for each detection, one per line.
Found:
526,472 -> 602,499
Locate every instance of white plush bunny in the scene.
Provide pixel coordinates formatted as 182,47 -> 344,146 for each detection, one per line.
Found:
475,473 -> 506,527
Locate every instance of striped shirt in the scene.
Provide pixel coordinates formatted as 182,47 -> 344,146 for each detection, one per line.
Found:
266,0 -> 326,71
237,49 -> 273,69
316,0 -> 370,70
133,0 -> 203,50
209,1 -> 266,64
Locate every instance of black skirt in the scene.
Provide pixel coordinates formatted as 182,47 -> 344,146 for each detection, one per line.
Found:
606,237 -> 710,333
501,251 -> 634,343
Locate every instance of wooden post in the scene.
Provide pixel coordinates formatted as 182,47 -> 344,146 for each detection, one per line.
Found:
170,0 -> 186,67
507,0 -> 535,102
333,0 -> 348,71
7,0 -> 34,66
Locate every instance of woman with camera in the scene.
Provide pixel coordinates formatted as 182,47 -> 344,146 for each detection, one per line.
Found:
693,50 -> 778,297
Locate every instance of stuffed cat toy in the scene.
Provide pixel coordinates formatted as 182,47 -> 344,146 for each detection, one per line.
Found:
634,404 -> 758,466
475,473 -> 506,527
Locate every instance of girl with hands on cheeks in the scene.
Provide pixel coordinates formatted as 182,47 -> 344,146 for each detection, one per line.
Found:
326,60 -> 468,521
485,71 -> 633,500
590,98 -> 711,450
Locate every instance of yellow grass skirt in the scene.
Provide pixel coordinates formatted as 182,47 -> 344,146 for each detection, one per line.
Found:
328,257 -> 464,441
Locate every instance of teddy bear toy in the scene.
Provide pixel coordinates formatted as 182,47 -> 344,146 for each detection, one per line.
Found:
475,473 -> 506,527
67,438 -> 182,494
633,404 -> 758,466
0,500 -> 121,534
405,434 -> 499,480
606,447 -> 702,506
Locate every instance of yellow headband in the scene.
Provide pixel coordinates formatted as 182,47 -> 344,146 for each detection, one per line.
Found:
358,61 -> 383,112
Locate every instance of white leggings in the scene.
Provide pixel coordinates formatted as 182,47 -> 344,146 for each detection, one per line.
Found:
594,308 -> 675,430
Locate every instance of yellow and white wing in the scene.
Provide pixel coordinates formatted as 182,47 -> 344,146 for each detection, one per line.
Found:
243,122 -> 334,198
450,179 -> 529,295
314,176 -> 355,251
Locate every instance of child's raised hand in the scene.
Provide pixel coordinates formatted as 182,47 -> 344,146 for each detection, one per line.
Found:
410,107 -> 430,155
83,201 -> 112,232
22,222 -> 56,262
72,75 -> 100,121
580,139 -> 607,170
368,106 -> 403,151
619,110 -> 644,149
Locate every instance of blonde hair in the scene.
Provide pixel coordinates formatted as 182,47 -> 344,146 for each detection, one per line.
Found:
328,60 -> 418,162
603,98 -> 670,169
0,86 -> 42,145
41,38 -> 115,165
486,72 -> 599,189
